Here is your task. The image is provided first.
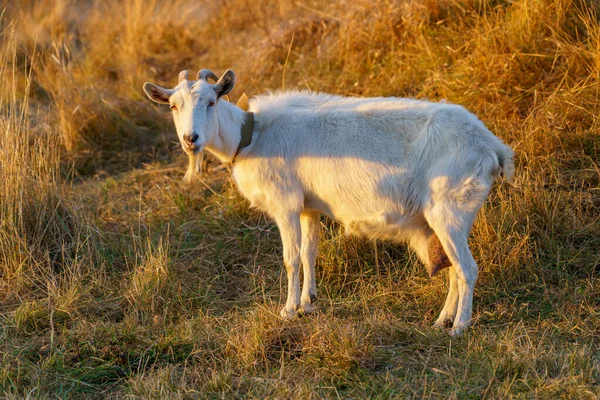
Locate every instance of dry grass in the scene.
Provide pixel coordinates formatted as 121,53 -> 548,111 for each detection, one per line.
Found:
0,0 -> 599,397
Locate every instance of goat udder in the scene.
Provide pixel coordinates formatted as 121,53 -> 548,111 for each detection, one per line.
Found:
427,233 -> 451,277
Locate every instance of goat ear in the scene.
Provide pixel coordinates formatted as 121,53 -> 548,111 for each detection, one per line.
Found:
143,82 -> 172,104
214,70 -> 236,99
236,92 -> 249,111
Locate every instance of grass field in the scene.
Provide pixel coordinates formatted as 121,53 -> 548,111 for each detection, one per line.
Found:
1,0 -> 599,397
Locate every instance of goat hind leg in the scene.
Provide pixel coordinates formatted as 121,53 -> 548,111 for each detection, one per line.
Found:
408,228 -> 456,327
425,205 -> 480,336
433,267 -> 459,328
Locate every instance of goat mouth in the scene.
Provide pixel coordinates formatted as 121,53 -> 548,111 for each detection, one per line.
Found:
184,145 -> 202,155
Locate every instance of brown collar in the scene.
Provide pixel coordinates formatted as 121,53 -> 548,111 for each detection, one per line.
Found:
233,111 -> 254,160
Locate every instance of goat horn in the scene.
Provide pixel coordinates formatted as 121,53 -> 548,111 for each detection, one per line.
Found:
197,69 -> 219,82
179,70 -> 189,83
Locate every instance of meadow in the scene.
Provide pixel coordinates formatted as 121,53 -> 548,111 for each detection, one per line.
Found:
0,0 -> 599,397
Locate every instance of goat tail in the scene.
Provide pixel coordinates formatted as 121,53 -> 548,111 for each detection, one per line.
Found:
496,144 -> 515,183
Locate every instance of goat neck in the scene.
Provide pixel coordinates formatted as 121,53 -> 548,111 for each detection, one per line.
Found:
205,99 -> 253,163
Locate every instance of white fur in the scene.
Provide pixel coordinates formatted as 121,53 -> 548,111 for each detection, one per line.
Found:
144,75 -> 515,336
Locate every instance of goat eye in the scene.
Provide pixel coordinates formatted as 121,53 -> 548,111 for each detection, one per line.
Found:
170,105 -> 178,111
208,101 -> 215,107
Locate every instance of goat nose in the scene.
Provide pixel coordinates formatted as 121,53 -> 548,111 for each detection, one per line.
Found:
184,133 -> 199,144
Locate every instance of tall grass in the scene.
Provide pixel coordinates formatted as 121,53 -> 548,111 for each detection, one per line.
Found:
0,24 -> 109,360
7,0 -> 215,175
0,25 -> 66,297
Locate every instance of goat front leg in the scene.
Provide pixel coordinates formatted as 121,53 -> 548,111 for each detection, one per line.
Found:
276,212 -> 302,319
299,211 -> 320,314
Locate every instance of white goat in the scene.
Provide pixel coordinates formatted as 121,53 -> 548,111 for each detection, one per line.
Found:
143,69 -> 514,335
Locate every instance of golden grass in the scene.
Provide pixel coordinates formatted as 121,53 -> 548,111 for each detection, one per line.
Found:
0,0 -> 599,397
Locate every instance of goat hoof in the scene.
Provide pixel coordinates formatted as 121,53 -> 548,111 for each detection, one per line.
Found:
432,321 -> 446,330
298,303 -> 316,316
279,307 -> 297,319
433,317 -> 454,330
448,324 -> 468,337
